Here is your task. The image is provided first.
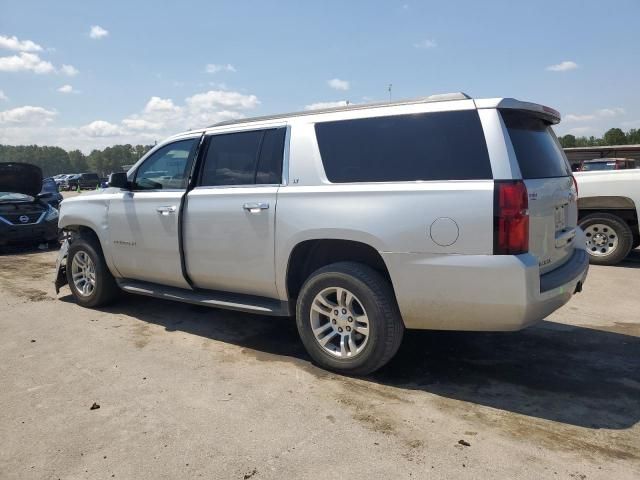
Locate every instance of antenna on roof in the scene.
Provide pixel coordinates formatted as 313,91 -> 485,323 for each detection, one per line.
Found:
388,84 -> 393,102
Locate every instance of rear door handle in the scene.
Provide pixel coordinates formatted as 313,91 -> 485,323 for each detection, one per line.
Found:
156,205 -> 177,215
243,202 -> 269,213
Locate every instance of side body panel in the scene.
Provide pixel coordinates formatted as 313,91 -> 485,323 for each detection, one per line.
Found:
107,190 -> 189,288
57,190 -> 119,276
183,186 -> 279,297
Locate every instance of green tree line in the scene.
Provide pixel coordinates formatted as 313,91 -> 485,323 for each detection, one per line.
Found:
0,144 -> 153,178
558,127 -> 640,148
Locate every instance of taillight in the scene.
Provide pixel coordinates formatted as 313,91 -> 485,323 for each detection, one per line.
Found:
494,180 -> 529,255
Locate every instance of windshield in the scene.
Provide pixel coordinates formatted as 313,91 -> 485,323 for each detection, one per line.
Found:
582,162 -> 615,171
0,192 -> 34,202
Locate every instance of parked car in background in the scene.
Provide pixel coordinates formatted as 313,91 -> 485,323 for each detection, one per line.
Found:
54,93 -> 588,374
39,177 -> 64,209
575,169 -> 640,265
581,158 -> 636,171
0,163 -> 60,248
60,174 -> 80,191
62,172 -> 100,191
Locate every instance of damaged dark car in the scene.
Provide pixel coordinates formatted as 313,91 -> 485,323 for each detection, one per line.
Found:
0,163 -> 60,249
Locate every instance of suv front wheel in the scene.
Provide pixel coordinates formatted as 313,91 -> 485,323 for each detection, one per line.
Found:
67,236 -> 119,307
296,262 -> 404,375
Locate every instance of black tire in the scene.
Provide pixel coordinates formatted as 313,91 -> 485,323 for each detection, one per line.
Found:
296,261 -> 404,375
632,231 -> 639,250
66,235 -> 119,307
579,213 -> 633,266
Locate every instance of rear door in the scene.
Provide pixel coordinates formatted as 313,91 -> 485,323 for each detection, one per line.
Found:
183,126 -> 286,298
501,110 -> 577,273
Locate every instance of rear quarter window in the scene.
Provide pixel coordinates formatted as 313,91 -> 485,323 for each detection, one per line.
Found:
314,110 -> 492,183
501,109 -> 571,179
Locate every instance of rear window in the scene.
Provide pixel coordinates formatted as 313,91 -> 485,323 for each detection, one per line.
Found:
314,110 -> 492,183
501,110 -> 571,179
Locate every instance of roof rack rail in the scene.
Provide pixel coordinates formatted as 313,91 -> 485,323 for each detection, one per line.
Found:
209,92 -> 472,128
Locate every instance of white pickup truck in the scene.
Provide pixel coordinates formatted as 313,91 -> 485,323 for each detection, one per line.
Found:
575,169 -> 640,265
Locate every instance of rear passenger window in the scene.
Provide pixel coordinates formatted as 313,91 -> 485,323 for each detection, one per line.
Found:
199,128 -> 285,186
501,110 -> 571,179
314,110 -> 492,183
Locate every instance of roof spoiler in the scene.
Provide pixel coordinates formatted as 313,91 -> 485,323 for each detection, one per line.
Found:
475,98 -> 561,124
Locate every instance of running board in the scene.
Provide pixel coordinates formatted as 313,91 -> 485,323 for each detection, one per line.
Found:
116,279 -> 291,317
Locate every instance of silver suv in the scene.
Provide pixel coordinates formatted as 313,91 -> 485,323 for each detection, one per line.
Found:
54,93 -> 589,374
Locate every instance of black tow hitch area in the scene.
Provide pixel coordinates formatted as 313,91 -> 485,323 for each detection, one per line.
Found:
574,281 -> 583,294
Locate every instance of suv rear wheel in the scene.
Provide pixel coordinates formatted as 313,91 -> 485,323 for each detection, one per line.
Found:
580,213 -> 633,266
296,262 -> 404,375
67,236 -> 119,307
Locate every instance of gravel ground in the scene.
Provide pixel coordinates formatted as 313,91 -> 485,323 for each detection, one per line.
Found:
0,246 -> 638,480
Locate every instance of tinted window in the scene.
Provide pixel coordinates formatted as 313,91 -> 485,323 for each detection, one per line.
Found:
256,129 -> 286,184
200,128 -> 285,186
314,110 -> 492,183
134,138 -> 198,190
501,110 -> 571,179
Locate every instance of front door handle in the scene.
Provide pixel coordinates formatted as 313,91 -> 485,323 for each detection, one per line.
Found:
156,205 -> 177,215
243,202 -> 269,213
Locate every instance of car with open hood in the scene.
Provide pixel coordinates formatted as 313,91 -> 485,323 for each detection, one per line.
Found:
0,162 -> 60,248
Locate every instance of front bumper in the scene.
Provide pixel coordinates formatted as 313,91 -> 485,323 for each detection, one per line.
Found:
0,220 -> 58,246
382,247 -> 589,331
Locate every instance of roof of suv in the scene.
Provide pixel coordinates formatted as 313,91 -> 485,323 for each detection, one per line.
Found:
164,93 -> 561,143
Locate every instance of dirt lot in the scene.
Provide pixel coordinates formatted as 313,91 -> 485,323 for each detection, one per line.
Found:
0,245 -> 638,480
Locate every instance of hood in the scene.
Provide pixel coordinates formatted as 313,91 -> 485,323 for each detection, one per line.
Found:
0,162 -> 43,198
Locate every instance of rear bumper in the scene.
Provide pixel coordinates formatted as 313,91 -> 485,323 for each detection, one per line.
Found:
0,221 -> 59,246
382,247 -> 589,331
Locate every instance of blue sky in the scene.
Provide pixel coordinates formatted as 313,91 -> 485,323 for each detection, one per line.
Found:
1,0 -> 638,151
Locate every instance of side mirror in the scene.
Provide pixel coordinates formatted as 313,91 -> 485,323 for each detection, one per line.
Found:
108,172 -> 130,189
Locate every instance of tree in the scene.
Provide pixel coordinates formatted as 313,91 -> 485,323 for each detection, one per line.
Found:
603,128 -> 626,146
559,134 -> 576,148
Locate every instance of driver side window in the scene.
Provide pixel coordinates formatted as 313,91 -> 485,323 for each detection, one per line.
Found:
134,138 -> 198,190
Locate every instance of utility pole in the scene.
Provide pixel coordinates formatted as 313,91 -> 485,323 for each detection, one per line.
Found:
388,84 -> 393,102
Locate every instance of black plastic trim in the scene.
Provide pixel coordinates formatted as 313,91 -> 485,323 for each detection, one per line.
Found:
540,248 -> 588,293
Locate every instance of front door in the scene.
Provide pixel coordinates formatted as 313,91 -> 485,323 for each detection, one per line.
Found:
108,136 -> 200,288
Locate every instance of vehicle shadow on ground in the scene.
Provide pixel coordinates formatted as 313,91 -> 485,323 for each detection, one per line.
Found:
617,248 -> 640,269
58,292 -> 640,430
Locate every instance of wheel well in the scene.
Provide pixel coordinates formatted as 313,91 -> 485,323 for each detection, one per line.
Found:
286,239 -> 392,301
579,209 -> 639,233
66,225 -> 102,249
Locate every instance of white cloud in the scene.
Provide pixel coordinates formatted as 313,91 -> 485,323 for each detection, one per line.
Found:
0,90 -> 7,101
304,100 -> 349,111
0,34 -> 43,52
144,96 -> 181,114
0,52 -> 54,74
327,78 -> 350,91
0,88 -> 261,151
89,25 -> 109,39
564,114 -> 595,122
0,105 -> 57,125
57,84 -> 73,94
413,39 -> 437,49
205,63 -> 236,74
60,64 -> 79,76
546,61 -> 578,72
186,90 -> 259,110
597,107 -> 625,117
79,120 -> 122,137
564,107 -> 625,123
